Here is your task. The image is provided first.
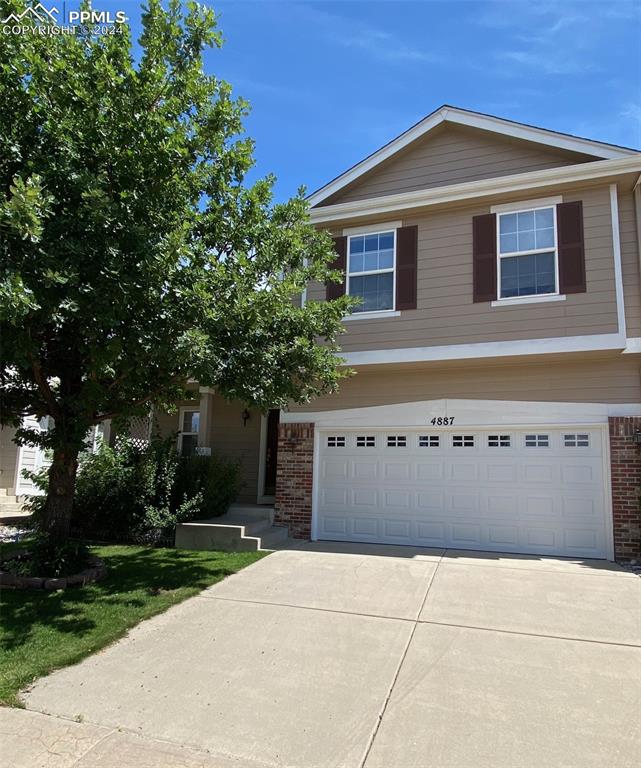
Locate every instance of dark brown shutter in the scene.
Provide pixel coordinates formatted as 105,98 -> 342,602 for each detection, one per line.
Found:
395,225 -> 418,310
557,201 -> 586,294
472,213 -> 497,302
326,236 -> 347,301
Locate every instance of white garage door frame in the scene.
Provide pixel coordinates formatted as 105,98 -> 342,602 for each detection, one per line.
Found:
310,421 -> 615,560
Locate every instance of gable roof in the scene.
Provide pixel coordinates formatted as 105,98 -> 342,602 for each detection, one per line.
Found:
308,105 -> 641,208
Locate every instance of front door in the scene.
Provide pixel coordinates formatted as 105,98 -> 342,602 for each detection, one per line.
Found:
263,409 -> 280,497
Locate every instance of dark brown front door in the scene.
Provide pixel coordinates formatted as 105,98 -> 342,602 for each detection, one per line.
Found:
264,409 -> 280,496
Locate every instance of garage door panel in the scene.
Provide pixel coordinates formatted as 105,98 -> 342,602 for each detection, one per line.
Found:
384,490 -> 411,508
449,462 -> 479,482
486,463 -> 518,482
561,464 -> 599,483
323,460 -> 349,480
521,464 -> 557,483
487,525 -> 520,547
451,524 -> 482,546
416,521 -> 446,543
316,428 -> 608,558
352,517 -> 379,536
416,462 -> 444,481
353,461 -> 378,480
486,495 -> 520,517
321,516 -> 348,536
525,528 -> 557,549
383,462 -> 410,481
562,496 -> 599,519
352,488 -> 378,507
417,490 -> 444,511
524,495 -> 557,518
384,519 -> 411,539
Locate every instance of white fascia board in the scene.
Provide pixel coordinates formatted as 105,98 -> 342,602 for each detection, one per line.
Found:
307,107 -> 639,208
445,110 -> 637,161
310,157 -> 641,225
337,332 -> 626,367
282,398 -> 641,427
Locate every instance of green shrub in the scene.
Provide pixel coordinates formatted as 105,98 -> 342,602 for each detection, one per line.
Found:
69,436 -> 241,541
5,536 -> 90,577
174,454 -> 241,519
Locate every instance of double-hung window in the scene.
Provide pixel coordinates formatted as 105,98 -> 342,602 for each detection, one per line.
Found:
347,230 -> 395,313
179,409 -> 200,456
497,205 -> 557,299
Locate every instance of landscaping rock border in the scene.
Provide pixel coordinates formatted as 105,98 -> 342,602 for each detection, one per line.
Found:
0,552 -> 107,590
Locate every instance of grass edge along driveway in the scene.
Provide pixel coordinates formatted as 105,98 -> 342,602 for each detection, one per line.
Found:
0,544 -> 267,707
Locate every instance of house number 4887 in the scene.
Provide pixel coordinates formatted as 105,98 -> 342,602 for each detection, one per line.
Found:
430,417 -> 455,425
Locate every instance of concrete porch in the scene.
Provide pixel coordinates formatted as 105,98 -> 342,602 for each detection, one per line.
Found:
175,504 -> 289,552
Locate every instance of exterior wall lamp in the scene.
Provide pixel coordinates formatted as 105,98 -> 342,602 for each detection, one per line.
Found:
632,429 -> 641,446
242,409 -> 250,427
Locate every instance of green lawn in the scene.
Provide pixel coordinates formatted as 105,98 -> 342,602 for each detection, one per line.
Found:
0,544 -> 267,706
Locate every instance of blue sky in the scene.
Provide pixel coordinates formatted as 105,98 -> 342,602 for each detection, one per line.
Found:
108,1 -> 640,199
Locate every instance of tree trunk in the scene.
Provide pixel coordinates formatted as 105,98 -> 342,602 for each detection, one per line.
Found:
42,446 -> 80,544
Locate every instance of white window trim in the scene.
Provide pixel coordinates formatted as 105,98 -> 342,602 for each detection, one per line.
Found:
491,294 -> 566,307
346,228 -> 396,315
495,201 -> 560,304
342,220 -> 402,236
177,406 -> 200,455
343,309 -> 401,321
490,196 -> 562,214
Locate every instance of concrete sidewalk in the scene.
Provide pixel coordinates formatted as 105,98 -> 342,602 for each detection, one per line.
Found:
7,544 -> 641,768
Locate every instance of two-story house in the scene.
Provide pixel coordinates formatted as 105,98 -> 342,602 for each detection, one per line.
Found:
3,106 -> 640,561
274,106 -> 641,562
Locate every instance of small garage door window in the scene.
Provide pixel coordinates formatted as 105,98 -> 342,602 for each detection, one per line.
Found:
452,435 -> 474,447
525,434 -> 549,447
488,435 -> 511,447
564,433 -> 590,447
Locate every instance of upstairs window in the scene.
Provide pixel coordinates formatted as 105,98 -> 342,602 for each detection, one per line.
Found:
347,231 -> 395,313
498,206 -> 557,299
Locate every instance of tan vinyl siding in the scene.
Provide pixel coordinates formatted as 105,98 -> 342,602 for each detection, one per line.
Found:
308,183 -> 620,351
153,396 -> 262,505
288,355 -> 641,412
0,427 -> 19,492
208,395 -> 262,505
619,188 -> 641,336
152,399 -> 199,441
321,125 -> 597,206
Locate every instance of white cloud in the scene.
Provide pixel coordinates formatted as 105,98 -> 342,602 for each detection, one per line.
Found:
291,2 -> 441,66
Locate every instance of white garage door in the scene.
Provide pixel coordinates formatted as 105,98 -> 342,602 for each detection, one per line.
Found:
316,428 -> 609,558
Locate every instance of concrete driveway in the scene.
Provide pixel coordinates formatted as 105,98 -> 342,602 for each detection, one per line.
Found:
15,544 -> 641,768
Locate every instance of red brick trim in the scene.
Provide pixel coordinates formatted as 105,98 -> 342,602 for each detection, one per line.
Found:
274,423 -> 314,539
609,417 -> 641,561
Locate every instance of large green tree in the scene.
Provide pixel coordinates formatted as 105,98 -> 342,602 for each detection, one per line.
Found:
0,0 -> 351,543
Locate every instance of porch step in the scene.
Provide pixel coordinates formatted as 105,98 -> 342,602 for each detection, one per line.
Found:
175,505 -> 288,552
0,499 -> 31,524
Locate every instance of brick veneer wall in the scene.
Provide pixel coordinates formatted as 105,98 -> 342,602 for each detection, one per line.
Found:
274,423 -> 314,539
609,417 -> 641,561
